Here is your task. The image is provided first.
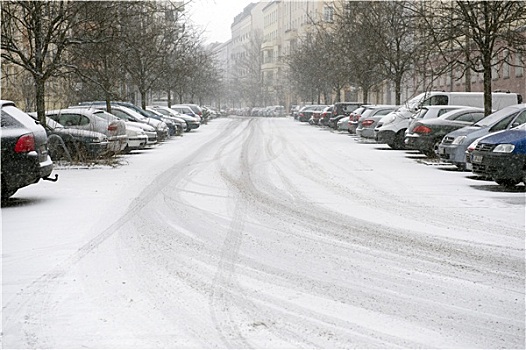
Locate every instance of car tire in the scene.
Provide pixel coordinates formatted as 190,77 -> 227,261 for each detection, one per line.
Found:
1,186 -> 17,199
392,131 -> 406,150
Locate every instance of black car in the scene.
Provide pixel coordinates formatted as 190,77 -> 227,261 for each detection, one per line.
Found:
331,102 -> 363,118
1,100 -> 55,199
404,108 -> 486,157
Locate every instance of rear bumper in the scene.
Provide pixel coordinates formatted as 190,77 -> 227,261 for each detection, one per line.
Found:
1,152 -> 53,191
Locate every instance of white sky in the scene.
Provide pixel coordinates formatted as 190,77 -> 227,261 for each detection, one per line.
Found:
187,0 -> 256,44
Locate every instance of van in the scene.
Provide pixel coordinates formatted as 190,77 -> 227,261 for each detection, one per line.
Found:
419,91 -> 522,111
375,91 -> 522,149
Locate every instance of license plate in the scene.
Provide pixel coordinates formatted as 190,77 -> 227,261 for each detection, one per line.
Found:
472,155 -> 483,164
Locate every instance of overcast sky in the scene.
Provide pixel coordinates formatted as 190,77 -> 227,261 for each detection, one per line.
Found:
188,0 -> 256,44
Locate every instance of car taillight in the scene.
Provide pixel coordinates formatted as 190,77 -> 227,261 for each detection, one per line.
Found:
361,119 -> 374,127
413,125 -> 432,134
108,124 -> 118,131
15,133 -> 35,153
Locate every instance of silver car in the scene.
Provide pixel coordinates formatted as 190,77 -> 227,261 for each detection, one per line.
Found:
44,108 -> 128,154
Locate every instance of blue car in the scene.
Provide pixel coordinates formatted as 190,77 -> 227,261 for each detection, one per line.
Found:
439,104 -> 526,170
470,124 -> 526,187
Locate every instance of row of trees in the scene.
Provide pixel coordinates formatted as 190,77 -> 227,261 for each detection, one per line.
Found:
1,1 -> 222,125
287,1 -> 526,114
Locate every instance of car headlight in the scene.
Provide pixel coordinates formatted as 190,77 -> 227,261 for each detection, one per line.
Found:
452,135 -> 467,145
493,144 -> 515,153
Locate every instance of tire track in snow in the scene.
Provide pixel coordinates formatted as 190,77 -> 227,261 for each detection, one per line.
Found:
1,118 -> 243,349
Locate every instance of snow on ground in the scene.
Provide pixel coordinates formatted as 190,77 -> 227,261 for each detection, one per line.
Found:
2,116 -> 525,348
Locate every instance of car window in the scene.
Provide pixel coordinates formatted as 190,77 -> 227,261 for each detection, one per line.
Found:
110,109 -> 130,120
471,112 -> 486,123
57,113 -> 82,126
1,112 -> 20,128
489,114 -> 515,132
374,108 -> 395,116
421,95 -> 448,106
475,107 -> 519,127
79,115 -> 90,126
510,110 -> 526,128
438,108 -> 455,117
449,112 -> 479,122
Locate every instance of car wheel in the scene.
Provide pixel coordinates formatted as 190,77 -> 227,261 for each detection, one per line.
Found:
1,186 -> 17,199
495,178 -> 521,187
423,149 -> 437,158
455,163 -> 467,171
393,131 -> 406,150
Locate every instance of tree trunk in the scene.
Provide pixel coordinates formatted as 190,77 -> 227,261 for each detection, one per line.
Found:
483,55 -> 493,116
35,77 -> 46,127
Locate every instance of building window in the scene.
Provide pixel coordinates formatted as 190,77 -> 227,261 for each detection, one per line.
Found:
516,53 -> 524,77
324,6 -> 334,22
503,50 -> 510,79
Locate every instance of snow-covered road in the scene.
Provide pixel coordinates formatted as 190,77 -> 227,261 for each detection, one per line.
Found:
2,116 -> 524,348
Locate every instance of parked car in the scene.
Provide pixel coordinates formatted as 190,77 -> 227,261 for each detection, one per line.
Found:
169,105 -> 202,131
355,105 -> 398,139
95,105 -> 168,142
77,102 -> 169,141
470,123 -> 526,187
336,116 -> 351,131
43,108 -> 128,154
298,105 -> 327,123
347,105 -> 376,134
331,102 -> 363,119
376,105 -> 465,149
404,107 -> 486,157
146,108 -> 181,136
291,105 -> 300,119
182,104 -> 204,121
438,104 -> 526,169
39,117 -> 109,161
167,106 -> 200,130
319,105 -> 334,126
90,110 -> 149,151
1,100 -> 55,199
171,104 -> 200,119
146,106 -> 186,135
309,106 -> 327,125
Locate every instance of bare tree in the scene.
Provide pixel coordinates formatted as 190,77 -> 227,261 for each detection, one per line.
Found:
414,1 -> 526,115
1,1 -> 95,125
118,1 -> 185,109
359,1 -> 418,105
334,1 -> 384,103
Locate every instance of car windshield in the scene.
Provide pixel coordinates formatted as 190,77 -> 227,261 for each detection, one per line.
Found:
473,106 -> 520,127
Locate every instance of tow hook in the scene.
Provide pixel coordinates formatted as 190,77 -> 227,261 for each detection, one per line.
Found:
43,174 -> 59,182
